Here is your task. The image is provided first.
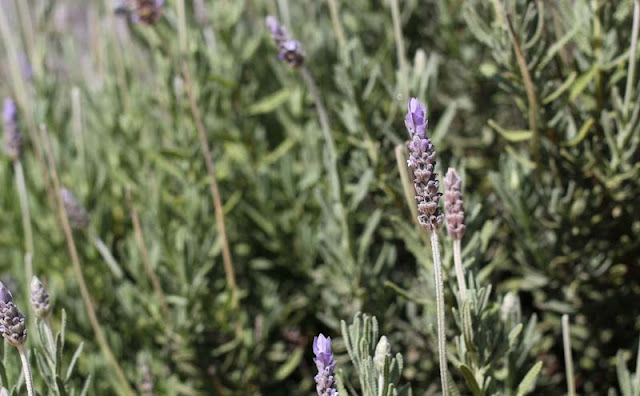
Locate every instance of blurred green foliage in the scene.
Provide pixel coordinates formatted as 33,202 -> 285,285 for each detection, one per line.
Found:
0,0 -> 639,395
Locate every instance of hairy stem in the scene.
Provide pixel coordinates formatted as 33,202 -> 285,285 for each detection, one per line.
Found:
327,0 -> 349,66
301,66 -> 351,258
562,314 -> 575,396
624,0 -> 640,118
429,231 -> 449,396
13,161 -> 34,288
40,124 -> 134,395
506,13 -> 539,163
452,239 -> 467,301
389,0 -> 408,98
126,190 -> 169,317
88,231 -> 124,280
17,345 -> 34,396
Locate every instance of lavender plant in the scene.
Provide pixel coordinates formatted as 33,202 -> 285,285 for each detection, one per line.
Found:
0,0 -> 637,394
339,313 -> 411,396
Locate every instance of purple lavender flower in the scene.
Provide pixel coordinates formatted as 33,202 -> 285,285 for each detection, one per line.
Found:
0,282 -> 26,347
61,188 -> 90,230
131,0 -> 164,25
313,334 -> 338,396
444,168 -> 465,240
3,98 -> 23,161
265,16 -> 305,68
406,98 -> 443,232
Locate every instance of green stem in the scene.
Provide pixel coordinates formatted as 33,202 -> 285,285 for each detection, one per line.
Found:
429,231 -> 449,396
17,345 -> 34,396
506,13 -> 539,164
88,231 -> 124,280
452,239 -> 467,301
562,315 -> 575,396
389,0 -> 408,98
301,66 -> 352,258
126,191 -> 169,317
326,0 -> 349,66
13,161 -> 34,287
624,0 -> 640,119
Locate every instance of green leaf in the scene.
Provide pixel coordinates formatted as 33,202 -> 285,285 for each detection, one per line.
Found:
459,365 -> 484,396
616,351 -> 632,396
564,117 -> 595,146
488,120 -> 533,142
569,65 -> 597,102
247,89 -> 291,115
65,342 -> 84,382
516,362 -> 543,396
508,323 -> 524,347
275,347 -> 304,381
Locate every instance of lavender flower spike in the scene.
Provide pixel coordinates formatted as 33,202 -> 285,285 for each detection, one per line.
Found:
3,98 -> 23,161
265,16 -> 305,67
0,281 -> 27,347
313,333 -> 338,396
30,276 -> 51,319
406,98 -> 443,231
444,168 -> 465,240
131,0 -> 164,25
61,188 -> 90,230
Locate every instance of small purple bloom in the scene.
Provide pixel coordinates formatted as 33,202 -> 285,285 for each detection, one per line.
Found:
313,334 -> 338,396
131,0 -> 164,25
61,188 -> 90,230
3,98 -> 23,161
265,16 -> 305,68
406,98 -> 443,232
405,98 -> 427,138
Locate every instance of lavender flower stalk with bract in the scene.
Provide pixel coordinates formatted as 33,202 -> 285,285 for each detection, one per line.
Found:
444,167 -> 467,299
313,334 -> 338,396
265,15 -> 351,260
405,98 -> 449,396
265,16 -> 305,68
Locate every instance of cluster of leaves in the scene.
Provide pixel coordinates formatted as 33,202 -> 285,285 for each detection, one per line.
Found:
0,0 -> 637,395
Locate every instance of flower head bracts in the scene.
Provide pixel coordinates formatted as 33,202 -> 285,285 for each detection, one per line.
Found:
0,282 -> 27,347
405,98 -> 443,232
30,276 -> 51,319
313,334 -> 338,396
131,0 -> 164,25
61,188 -> 90,230
3,98 -> 23,161
265,16 -> 305,68
444,168 -> 465,240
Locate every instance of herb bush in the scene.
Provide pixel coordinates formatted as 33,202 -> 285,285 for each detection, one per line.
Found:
0,0 -> 639,395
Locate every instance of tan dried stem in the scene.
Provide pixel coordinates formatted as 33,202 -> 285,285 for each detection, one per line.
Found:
181,63 -> 241,327
39,124 -> 134,395
506,13 -> 539,164
125,189 -> 169,317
